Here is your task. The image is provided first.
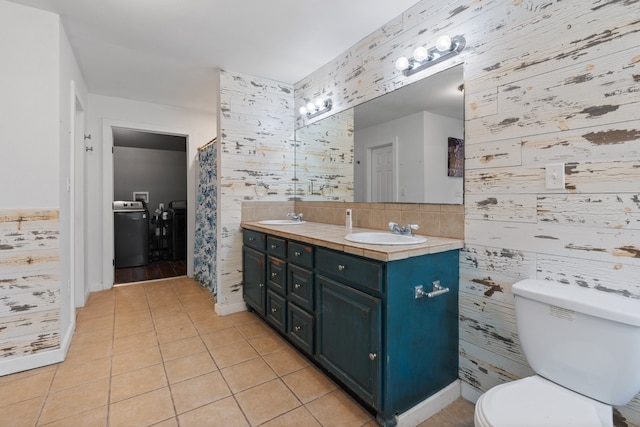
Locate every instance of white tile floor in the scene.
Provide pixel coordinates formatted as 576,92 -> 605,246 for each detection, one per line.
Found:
0,277 -> 475,426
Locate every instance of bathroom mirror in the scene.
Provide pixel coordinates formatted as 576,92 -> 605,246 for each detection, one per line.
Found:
294,64 -> 464,204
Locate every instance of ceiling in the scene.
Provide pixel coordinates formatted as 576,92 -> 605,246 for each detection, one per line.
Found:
9,0 -> 420,114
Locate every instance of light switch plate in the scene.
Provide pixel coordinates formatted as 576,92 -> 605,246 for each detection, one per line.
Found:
545,163 -> 565,190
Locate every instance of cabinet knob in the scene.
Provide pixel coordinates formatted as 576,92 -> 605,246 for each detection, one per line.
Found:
369,353 -> 377,361
271,307 -> 278,313
294,325 -> 301,332
271,244 -> 277,249
259,283 -> 264,288
248,237 -> 255,241
271,272 -> 277,278
338,264 -> 346,272
294,283 -> 301,289
294,251 -> 301,257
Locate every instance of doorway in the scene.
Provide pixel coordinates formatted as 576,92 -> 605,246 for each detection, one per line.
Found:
369,142 -> 396,202
112,128 -> 188,285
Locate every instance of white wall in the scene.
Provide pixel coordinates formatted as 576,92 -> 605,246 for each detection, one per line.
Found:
0,0 -> 87,373
421,111 -> 463,204
0,0 -> 59,209
85,94 -> 216,291
58,16 -> 88,341
354,111 -> 463,203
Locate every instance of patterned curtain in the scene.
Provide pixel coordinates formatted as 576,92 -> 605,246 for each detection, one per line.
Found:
194,140 -> 217,294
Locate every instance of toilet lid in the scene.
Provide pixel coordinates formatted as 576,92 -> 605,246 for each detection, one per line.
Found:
478,376 -> 604,427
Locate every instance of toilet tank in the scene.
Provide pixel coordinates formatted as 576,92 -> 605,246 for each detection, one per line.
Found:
512,279 -> 640,406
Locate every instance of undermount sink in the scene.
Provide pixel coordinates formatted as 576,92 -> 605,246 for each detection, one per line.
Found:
344,232 -> 427,245
258,219 -> 307,225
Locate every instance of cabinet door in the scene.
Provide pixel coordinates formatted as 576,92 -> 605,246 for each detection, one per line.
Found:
287,264 -> 314,312
268,256 -> 287,296
266,290 -> 286,333
316,275 -> 381,409
242,246 -> 266,316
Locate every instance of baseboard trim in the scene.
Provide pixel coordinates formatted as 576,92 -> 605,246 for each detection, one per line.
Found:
214,301 -> 247,316
461,381 -> 483,403
0,321 -> 74,376
396,380 -> 461,427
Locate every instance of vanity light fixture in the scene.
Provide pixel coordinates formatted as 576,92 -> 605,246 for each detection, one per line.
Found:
395,35 -> 466,77
299,97 -> 333,119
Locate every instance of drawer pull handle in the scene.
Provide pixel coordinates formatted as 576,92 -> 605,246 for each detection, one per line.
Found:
338,264 -> 346,272
271,272 -> 277,278
248,237 -> 255,241
271,244 -> 277,249
369,353 -> 377,361
294,251 -> 301,256
271,307 -> 278,313
294,326 -> 301,332
259,283 -> 264,288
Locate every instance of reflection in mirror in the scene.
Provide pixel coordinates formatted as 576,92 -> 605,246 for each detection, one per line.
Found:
294,64 -> 464,204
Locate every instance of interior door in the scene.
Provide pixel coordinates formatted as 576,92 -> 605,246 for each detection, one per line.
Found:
370,143 -> 394,202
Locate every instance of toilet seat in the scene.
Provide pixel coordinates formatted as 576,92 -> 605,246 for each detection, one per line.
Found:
474,376 -> 611,427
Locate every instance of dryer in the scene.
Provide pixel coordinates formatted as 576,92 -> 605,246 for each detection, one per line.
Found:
113,201 -> 149,268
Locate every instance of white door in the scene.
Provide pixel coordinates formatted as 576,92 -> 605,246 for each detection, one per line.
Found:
371,143 -> 394,202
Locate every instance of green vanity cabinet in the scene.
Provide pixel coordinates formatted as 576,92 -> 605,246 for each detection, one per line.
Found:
242,228 -> 459,426
286,242 -> 315,354
314,247 -> 460,426
266,236 -> 287,331
242,245 -> 266,316
316,274 -> 382,409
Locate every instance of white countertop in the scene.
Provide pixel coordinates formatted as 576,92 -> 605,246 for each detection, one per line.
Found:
241,221 -> 464,262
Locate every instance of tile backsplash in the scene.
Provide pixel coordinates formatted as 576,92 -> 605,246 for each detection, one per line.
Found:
242,201 -> 464,240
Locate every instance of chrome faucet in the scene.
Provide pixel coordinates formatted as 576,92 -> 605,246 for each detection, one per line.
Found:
388,222 -> 419,236
287,212 -> 304,222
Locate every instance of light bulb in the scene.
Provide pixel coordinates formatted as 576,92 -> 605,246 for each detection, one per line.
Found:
413,46 -> 429,62
306,102 -> 316,113
299,106 -> 308,115
395,56 -> 410,71
435,35 -> 452,52
315,98 -> 326,109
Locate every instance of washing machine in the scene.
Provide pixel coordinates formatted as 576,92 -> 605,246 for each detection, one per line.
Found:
113,201 -> 149,268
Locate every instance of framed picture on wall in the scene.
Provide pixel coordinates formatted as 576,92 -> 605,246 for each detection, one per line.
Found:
133,191 -> 149,203
448,137 -> 464,177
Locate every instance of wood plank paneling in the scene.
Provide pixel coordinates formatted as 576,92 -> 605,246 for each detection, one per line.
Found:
217,70 -> 295,306
290,0 -> 640,423
0,209 -> 60,360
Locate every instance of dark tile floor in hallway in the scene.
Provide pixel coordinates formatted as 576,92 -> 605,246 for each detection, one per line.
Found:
114,259 -> 186,285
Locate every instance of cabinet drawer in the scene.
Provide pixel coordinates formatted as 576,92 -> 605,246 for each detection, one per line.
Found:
266,291 -> 286,333
288,264 -> 314,312
267,236 -> 286,258
268,257 -> 287,296
287,303 -> 314,355
316,248 -> 384,293
243,229 -> 266,251
288,241 -> 314,268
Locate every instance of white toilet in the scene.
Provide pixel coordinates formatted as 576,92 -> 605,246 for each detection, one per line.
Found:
474,279 -> 640,427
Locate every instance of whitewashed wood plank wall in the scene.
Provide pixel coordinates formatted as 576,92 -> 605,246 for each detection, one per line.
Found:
217,70 -> 295,307
289,0 -> 640,423
0,210 -> 60,360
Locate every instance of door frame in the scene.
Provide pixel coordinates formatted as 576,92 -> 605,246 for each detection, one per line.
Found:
365,137 -> 398,202
102,120 -> 192,289
70,81 -> 87,306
